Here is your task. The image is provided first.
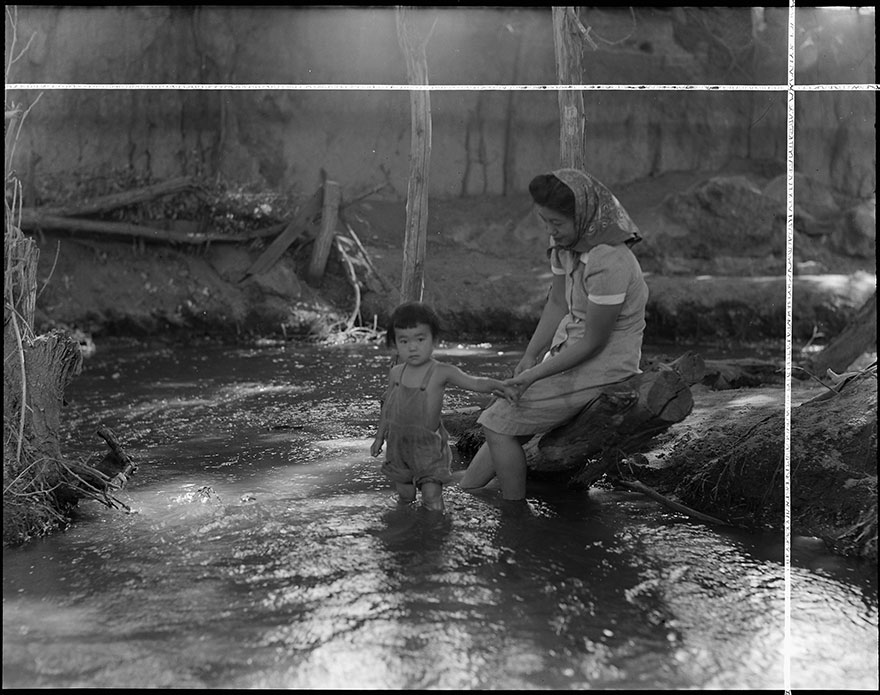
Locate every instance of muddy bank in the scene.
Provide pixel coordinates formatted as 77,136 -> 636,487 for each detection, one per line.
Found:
637,373 -> 877,561
31,170 -> 876,349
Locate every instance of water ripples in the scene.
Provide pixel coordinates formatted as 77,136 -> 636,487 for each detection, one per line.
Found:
4,342 -> 877,689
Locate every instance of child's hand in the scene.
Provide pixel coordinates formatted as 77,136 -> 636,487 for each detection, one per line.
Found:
493,382 -> 522,404
500,377 -> 529,404
370,438 -> 383,457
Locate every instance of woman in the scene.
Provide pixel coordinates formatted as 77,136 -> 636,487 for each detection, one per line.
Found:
458,168 -> 649,500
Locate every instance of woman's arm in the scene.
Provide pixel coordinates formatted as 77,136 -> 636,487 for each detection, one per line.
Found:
511,299 -> 622,388
516,274 -> 568,374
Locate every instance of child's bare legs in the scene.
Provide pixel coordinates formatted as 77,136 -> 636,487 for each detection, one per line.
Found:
394,482 -> 416,505
420,481 -> 445,512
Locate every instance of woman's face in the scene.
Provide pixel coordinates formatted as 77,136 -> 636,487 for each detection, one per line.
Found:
535,205 -> 577,247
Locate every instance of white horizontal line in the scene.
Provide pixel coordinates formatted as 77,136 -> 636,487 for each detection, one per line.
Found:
6,83 -> 878,91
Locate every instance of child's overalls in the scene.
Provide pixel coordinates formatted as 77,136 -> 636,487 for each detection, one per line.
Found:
381,361 -> 453,487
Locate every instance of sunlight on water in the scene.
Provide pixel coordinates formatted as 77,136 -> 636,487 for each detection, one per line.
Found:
4,343 -> 877,689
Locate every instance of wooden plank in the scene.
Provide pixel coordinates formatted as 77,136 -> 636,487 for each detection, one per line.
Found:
240,186 -> 323,280
307,180 -> 341,285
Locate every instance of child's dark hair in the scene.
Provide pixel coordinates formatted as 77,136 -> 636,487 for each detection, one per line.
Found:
528,173 -> 576,218
386,302 -> 441,347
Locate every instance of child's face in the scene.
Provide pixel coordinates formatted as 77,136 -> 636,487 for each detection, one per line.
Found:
393,323 -> 435,366
536,204 -> 577,247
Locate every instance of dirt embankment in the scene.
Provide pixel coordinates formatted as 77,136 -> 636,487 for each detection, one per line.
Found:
32,166 -> 875,351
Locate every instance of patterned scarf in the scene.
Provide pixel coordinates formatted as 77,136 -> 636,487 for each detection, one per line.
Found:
550,168 -> 642,253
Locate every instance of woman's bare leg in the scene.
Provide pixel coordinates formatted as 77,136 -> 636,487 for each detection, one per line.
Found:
483,428 -> 527,500
457,442 -> 497,490
458,431 -> 529,500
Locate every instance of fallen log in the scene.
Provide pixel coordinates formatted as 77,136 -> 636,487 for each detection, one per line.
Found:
643,351 -> 783,390
701,357 -> 784,389
805,290 -> 876,377
527,363 -> 695,478
19,176 -> 195,218
18,213 -> 235,244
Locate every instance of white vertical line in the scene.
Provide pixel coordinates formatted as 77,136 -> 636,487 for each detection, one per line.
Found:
784,2 -> 796,694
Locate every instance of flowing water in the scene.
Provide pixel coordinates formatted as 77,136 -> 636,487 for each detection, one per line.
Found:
2,341 -> 877,689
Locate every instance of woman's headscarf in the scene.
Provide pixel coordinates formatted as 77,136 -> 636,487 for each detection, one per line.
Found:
551,168 -> 642,253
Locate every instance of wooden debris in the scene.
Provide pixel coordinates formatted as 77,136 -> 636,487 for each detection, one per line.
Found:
615,479 -> 730,526
339,213 -> 394,292
239,186 -> 324,280
307,180 -> 342,285
805,290 -> 876,377
17,212 -> 234,244
96,425 -> 138,490
701,357 -> 784,389
20,176 -> 195,219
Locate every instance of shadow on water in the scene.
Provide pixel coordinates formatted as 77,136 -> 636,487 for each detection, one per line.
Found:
2,342 -> 877,689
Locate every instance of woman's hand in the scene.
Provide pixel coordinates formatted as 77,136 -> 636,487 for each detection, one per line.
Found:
513,354 -> 539,376
503,369 -> 537,401
370,437 -> 384,457
493,382 -> 522,404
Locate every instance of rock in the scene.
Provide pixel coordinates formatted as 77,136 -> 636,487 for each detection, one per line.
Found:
660,175 -> 784,260
833,197 -> 876,259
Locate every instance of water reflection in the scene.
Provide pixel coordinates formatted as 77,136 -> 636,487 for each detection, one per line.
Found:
2,342 -> 877,689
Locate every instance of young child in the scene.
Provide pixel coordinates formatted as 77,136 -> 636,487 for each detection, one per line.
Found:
370,302 -> 517,511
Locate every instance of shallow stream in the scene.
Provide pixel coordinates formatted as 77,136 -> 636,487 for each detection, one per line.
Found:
2,341 -> 877,688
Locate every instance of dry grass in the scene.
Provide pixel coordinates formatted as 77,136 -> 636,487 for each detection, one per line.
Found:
4,8 -> 128,545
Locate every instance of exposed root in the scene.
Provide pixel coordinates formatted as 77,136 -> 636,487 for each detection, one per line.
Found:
318,233 -> 386,346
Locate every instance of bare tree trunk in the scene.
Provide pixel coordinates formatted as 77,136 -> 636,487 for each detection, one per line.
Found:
502,16 -> 525,195
396,8 -> 436,304
552,7 -> 586,169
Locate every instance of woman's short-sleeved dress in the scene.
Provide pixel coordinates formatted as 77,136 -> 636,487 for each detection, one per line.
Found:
478,242 -> 649,436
